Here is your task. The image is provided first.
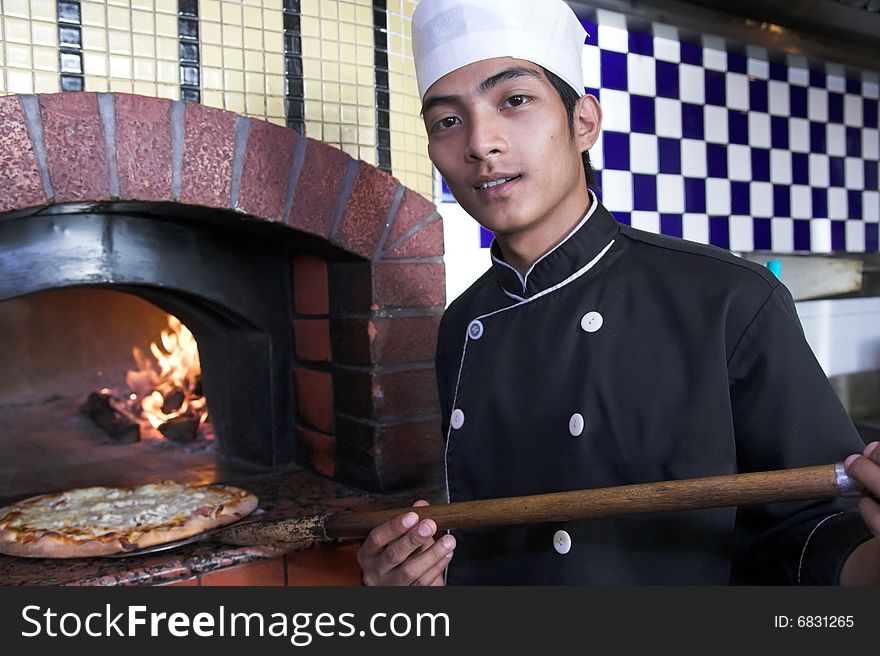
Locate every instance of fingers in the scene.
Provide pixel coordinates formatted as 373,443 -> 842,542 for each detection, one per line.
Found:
845,441 -> 880,537
384,533 -> 456,586
413,535 -> 456,586
357,500 -> 456,585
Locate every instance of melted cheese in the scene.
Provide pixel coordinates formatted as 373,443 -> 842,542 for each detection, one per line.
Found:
1,482 -> 240,540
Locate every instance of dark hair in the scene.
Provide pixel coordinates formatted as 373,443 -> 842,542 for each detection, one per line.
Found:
541,67 -> 597,190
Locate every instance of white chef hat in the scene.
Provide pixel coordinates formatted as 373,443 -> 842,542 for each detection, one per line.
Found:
411,0 -> 588,101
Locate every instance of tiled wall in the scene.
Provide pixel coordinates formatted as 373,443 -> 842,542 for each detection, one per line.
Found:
439,5 -> 880,290
0,0 -> 432,199
0,0 -> 61,94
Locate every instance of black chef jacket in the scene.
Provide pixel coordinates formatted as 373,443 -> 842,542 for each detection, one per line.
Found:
436,194 -> 872,585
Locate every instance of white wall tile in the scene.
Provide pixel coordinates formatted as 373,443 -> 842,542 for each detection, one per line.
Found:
653,35 -> 680,62
729,215 -> 753,252
807,87 -> 828,122
828,188 -> 848,218
809,154 -> 830,187
789,118 -> 810,152
810,218 -> 832,253
678,64 -> 705,104
631,210 -> 660,233
657,173 -> 685,212
846,157 -> 865,190
770,149 -> 793,184
768,80 -> 791,116
681,139 -> 707,177
864,191 -> 880,222
845,220 -> 866,251
750,181 -> 773,217
728,144 -> 751,181
726,72 -> 749,111
827,124 -> 846,156
704,105 -> 728,143
706,178 -> 731,214
654,97 -> 682,138
748,112 -> 771,148
627,53 -> 656,96
682,213 -> 709,244
630,133 -> 659,173
863,129 -> 879,159
601,170 -> 633,211
844,94 -> 863,127
599,88 -> 630,132
771,218 -> 795,252
791,185 -> 812,218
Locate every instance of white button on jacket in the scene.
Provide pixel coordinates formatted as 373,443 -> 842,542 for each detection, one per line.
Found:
581,311 -> 603,333
467,319 -> 484,340
450,408 -> 465,430
553,530 -> 572,555
569,413 -> 585,437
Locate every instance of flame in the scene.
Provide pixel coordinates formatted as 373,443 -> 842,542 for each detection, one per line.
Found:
125,315 -> 208,434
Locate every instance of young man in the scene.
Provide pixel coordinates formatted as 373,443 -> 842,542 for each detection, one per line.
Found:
357,0 -> 880,585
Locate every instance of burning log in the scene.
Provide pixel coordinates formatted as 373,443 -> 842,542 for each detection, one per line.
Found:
158,413 -> 199,442
80,391 -> 141,444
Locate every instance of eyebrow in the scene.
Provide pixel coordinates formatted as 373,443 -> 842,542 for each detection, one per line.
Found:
421,66 -> 544,116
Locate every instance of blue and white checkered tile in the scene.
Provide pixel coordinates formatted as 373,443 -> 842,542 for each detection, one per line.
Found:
442,7 -> 880,254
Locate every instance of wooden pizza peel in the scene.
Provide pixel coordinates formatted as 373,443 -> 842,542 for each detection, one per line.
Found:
107,462 -> 876,557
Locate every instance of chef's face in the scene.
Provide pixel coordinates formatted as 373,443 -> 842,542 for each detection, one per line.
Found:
422,57 -> 600,246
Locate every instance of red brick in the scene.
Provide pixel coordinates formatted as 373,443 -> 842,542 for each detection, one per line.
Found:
335,416 -> 444,492
40,92 -> 110,203
0,95 -> 46,213
199,558 -> 286,586
327,262 -> 373,313
296,425 -> 335,478
334,366 -> 439,419
332,315 -> 441,366
293,318 -> 331,362
115,94 -> 173,202
335,164 -> 398,258
329,261 -> 446,312
294,367 -> 334,433
373,262 -> 446,308
378,421 -> 445,489
288,139 -> 350,238
293,252 -> 329,315
237,118 -> 299,221
381,188 -> 437,256
179,103 -> 235,208
286,544 -> 361,586
383,217 -> 444,259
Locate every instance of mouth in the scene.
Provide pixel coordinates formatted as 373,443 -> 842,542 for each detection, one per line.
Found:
474,175 -> 522,191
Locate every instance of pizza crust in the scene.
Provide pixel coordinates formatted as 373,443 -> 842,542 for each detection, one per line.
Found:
0,482 -> 258,558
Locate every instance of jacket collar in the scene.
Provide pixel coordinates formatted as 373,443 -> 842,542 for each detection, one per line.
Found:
489,191 -> 620,298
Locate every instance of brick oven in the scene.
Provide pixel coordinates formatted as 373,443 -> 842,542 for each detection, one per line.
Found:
0,92 -> 446,584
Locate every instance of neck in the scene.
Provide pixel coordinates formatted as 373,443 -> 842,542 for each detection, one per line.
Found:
495,192 -> 592,276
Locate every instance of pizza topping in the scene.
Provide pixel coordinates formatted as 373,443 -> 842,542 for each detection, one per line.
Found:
0,481 -> 256,552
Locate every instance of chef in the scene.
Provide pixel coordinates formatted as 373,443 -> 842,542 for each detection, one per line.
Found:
357,0 -> 880,585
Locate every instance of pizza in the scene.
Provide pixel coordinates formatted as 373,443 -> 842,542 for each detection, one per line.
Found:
0,480 -> 258,558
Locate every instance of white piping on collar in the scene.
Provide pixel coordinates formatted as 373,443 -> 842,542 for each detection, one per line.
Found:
490,239 -> 614,317
444,236 -> 615,507
490,190 -> 600,295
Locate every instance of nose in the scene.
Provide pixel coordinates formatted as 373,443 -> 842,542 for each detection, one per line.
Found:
465,110 -> 506,161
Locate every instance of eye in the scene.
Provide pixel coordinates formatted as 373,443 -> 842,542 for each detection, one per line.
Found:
431,115 -> 460,133
505,95 -> 531,107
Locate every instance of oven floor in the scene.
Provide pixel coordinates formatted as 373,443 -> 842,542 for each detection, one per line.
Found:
0,395 -> 273,505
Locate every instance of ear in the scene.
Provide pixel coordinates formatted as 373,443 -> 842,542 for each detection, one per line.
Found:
573,94 -> 602,152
